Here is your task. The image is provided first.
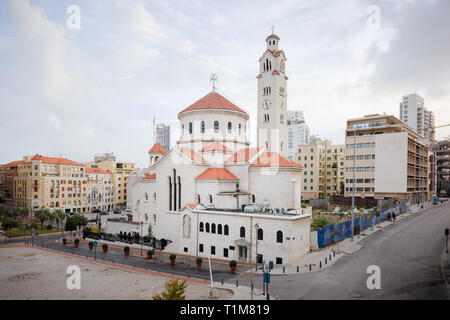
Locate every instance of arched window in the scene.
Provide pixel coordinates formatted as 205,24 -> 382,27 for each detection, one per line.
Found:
218,224 -> 222,234
197,194 -> 200,204
205,223 -> 210,233
257,228 -> 263,240
199,222 -> 204,232
209,194 -> 213,203
228,122 -> 232,134
201,121 -> 205,133
214,121 -> 219,133
211,223 -> 216,234
240,226 -> 245,238
239,124 -> 242,135
144,192 -> 148,200
189,122 -> 193,134
252,194 -> 256,203
224,225 -> 229,236
277,230 -> 283,243
152,193 -> 156,202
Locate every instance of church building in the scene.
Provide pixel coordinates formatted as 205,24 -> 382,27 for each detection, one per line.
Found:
116,33 -> 312,266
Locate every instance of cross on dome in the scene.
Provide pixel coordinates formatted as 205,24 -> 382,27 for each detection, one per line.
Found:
210,73 -> 218,92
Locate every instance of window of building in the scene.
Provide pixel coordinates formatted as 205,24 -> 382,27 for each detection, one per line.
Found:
199,244 -> 203,253
201,121 -> 205,133
189,122 -> 193,134
211,223 -> 216,234
223,248 -> 229,258
276,231 -> 283,243
228,122 -> 232,134
240,226 -> 245,238
276,257 -> 283,265
257,228 -> 263,240
205,223 -> 210,233
218,224 -> 222,234
211,246 -> 216,255
199,222 -> 204,232
184,247 -> 188,253
214,121 -> 219,133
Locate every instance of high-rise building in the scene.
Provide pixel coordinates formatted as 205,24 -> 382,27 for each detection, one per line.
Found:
399,93 -> 435,143
287,110 -> 310,160
293,140 -> 345,200
153,118 -> 170,152
345,114 -> 429,205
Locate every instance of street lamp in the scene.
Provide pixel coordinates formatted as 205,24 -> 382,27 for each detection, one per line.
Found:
351,126 -> 356,242
140,221 -> 143,256
255,223 -> 259,271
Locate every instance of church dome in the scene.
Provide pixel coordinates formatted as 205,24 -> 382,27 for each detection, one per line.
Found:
178,92 -> 248,118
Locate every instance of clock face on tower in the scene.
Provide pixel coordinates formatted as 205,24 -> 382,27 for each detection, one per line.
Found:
261,99 -> 272,110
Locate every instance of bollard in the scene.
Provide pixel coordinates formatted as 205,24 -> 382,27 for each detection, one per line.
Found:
297,266 -> 299,273
325,257 -> 327,265
319,261 -> 322,268
283,266 -> 285,273
333,251 -> 335,257
309,264 -> 312,271
221,279 -> 224,285
329,254 -> 332,261
236,281 -> 238,287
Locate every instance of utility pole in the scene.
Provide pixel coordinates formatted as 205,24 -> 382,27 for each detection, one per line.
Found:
351,126 -> 356,241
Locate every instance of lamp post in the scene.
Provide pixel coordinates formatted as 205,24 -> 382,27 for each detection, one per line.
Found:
255,223 -> 259,271
351,126 -> 356,241
140,221 -> 143,256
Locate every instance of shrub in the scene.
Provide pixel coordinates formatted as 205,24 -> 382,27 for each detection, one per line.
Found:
102,244 -> 108,249
147,249 -> 155,255
170,254 -> 176,260
196,257 -> 203,264
311,216 -> 332,230
46,224 -> 52,230
1,217 -> 19,231
229,260 -> 237,267
74,239 -> 80,244
89,241 -> 94,246
124,246 -> 130,251
152,279 -> 187,300
143,236 -> 151,243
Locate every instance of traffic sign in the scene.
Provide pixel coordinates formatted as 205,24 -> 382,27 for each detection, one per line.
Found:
264,272 -> 270,283
94,241 -> 98,247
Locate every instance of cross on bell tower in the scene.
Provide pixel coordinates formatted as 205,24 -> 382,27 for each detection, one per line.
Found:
210,73 -> 218,92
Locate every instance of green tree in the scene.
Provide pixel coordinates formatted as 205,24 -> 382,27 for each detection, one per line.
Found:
311,216 -> 332,230
73,215 -> 88,230
65,216 -> 78,237
15,207 -> 29,223
54,209 -> 66,230
152,279 -> 187,300
0,204 -> 10,217
148,224 -> 153,239
1,217 -> 19,235
34,207 -> 51,228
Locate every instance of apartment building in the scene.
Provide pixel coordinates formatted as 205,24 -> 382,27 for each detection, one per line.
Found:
0,154 -> 88,215
287,110 -> 310,160
434,139 -> 450,198
399,93 -> 435,144
344,114 -> 429,205
86,153 -> 138,210
85,167 -> 114,212
293,140 -> 345,200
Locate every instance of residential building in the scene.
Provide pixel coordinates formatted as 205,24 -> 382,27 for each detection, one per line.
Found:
287,110 -> 310,160
0,154 -> 88,215
293,140 -> 345,200
344,114 -> 429,205
399,93 -> 435,144
434,138 -> 450,198
86,153 -> 138,210
85,167 -> 114,212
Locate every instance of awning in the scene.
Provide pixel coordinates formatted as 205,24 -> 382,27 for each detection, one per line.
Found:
234,239 -> 250,247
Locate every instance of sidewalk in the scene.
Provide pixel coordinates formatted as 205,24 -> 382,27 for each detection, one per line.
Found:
255,202 -> 441,275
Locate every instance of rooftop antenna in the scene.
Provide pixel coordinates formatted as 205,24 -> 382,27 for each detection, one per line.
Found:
210,73 -> 218,92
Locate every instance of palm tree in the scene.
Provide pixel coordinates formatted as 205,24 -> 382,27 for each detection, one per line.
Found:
34,207 -> 51,228
15,207 -> 29,224
54,209 -> 65,231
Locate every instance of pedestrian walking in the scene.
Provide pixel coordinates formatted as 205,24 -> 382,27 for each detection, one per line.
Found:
387,212 -> 391,221
392,212 -> 396,222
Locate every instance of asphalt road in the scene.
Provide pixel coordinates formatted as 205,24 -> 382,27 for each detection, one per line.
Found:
267,202 -> 450,300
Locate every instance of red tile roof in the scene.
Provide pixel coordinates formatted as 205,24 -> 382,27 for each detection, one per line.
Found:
250,152 -> 302,168
31,154 -> 84,166
148,143 -> 167,155
185,203 -> 198,209
177,147 -> 206,163
196,168 -> 239,181
2,160 -> 25,167
226,148 -> 261,163
266,33 -> 280,41
85,167 -> 111,174
179,92 -> 247,115
142,173 -> 156,180
200,142 -> 232,153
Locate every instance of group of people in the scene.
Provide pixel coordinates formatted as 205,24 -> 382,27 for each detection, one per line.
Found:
386,210 -> 396,222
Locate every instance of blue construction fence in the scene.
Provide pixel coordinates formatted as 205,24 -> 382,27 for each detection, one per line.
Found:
315,201 -> 410,248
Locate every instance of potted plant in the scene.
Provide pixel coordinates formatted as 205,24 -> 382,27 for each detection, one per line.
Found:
124,246 -> 130,256
88,241 -> 94,250
170,254 -> 176,265
196,257 -> 203,269
102,243 -> 108,253
74,239 -> 79,248
147,249 -> 155,259
62,238 -> 67,245
229,260 -> 237,273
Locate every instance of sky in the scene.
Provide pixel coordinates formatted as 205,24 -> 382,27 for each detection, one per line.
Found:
1,0 -> 449,169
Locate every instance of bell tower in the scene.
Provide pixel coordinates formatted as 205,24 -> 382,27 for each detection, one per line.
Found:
256,31 -> 288,157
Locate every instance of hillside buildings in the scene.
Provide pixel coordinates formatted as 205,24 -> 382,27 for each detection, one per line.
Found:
344,114 -> 430,205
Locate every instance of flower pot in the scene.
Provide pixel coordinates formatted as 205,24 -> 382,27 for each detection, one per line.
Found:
230,266 -> 236,273
124,250 -> 130,256
170,258 -> 175,265
89,244 -> 93,250
103,247 -> 108,253
197,262 -> 202,269
74,242 -> 79,248
62,239 -> 67,245
147,254 -> 153,260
